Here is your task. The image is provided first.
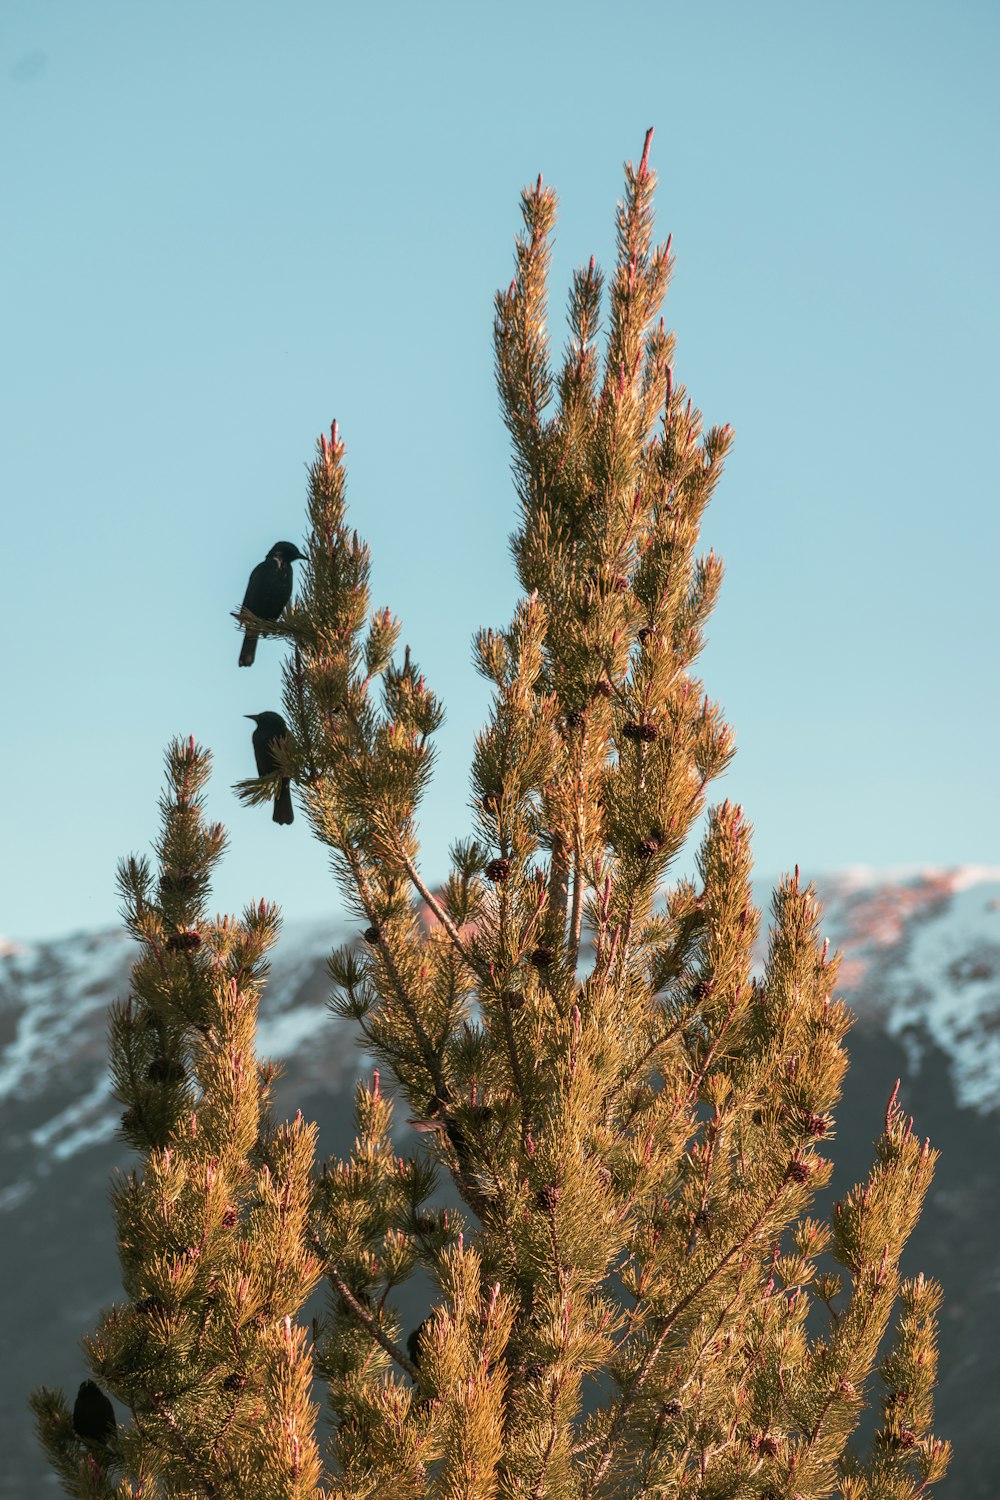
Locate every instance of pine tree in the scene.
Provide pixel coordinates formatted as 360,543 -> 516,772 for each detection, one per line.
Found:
31,739 -> 323,1498
33,131 -> 948,1499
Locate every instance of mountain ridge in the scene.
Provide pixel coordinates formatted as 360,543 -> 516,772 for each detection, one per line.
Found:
2,866 -> 998,1496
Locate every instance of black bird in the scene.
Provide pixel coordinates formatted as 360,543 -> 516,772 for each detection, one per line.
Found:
238,541 -> 306,666
72,1380 -> 116,1445
246,712 -> 294,825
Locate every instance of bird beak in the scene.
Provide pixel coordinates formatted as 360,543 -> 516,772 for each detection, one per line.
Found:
244,714 -> 258,722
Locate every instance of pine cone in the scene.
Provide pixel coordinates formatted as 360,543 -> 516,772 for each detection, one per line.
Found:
622,720 -> 659,742
485,857 -> 512,883
166,929 -> 202,952
502,989 -> 525,1011
785,1158 -> 812,1185
146,1055 -> 185,1084
536,1184 -> 561,1214
363,926 -> 380,944
566,709 -> 586,729
803,1112 -> 828,1138
529,945 -> 554,969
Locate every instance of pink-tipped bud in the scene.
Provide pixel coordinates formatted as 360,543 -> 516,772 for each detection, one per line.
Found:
639,126 -> 654,178
372,1069 -> 380,1097
885,1079 -> 901,1130
588,254 -> 596,276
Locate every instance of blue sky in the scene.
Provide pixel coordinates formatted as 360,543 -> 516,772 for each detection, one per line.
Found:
3,1 -> 998,940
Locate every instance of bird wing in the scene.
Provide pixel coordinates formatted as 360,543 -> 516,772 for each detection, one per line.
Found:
241,556 -> 291,620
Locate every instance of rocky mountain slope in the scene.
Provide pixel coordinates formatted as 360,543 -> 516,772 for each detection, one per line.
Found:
2,867 -> 998,1497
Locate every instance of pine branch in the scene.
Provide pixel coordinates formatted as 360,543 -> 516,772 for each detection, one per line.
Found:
398,845 -> 486,981
583,1181 -> 789,1498
319,1245 -> 420,1383
346,845 -> 444,1094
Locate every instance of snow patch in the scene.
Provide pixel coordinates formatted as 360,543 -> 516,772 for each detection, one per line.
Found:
30,1071 -> 118,1159
0,1178 -> 34,1213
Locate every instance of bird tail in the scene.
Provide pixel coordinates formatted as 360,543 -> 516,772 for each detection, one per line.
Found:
239,630 -> 258,667
273,778 -> 294,825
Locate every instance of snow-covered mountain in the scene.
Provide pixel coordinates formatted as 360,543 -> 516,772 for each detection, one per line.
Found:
2,868 -> 998,1496
812,866 -> 1000,1113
